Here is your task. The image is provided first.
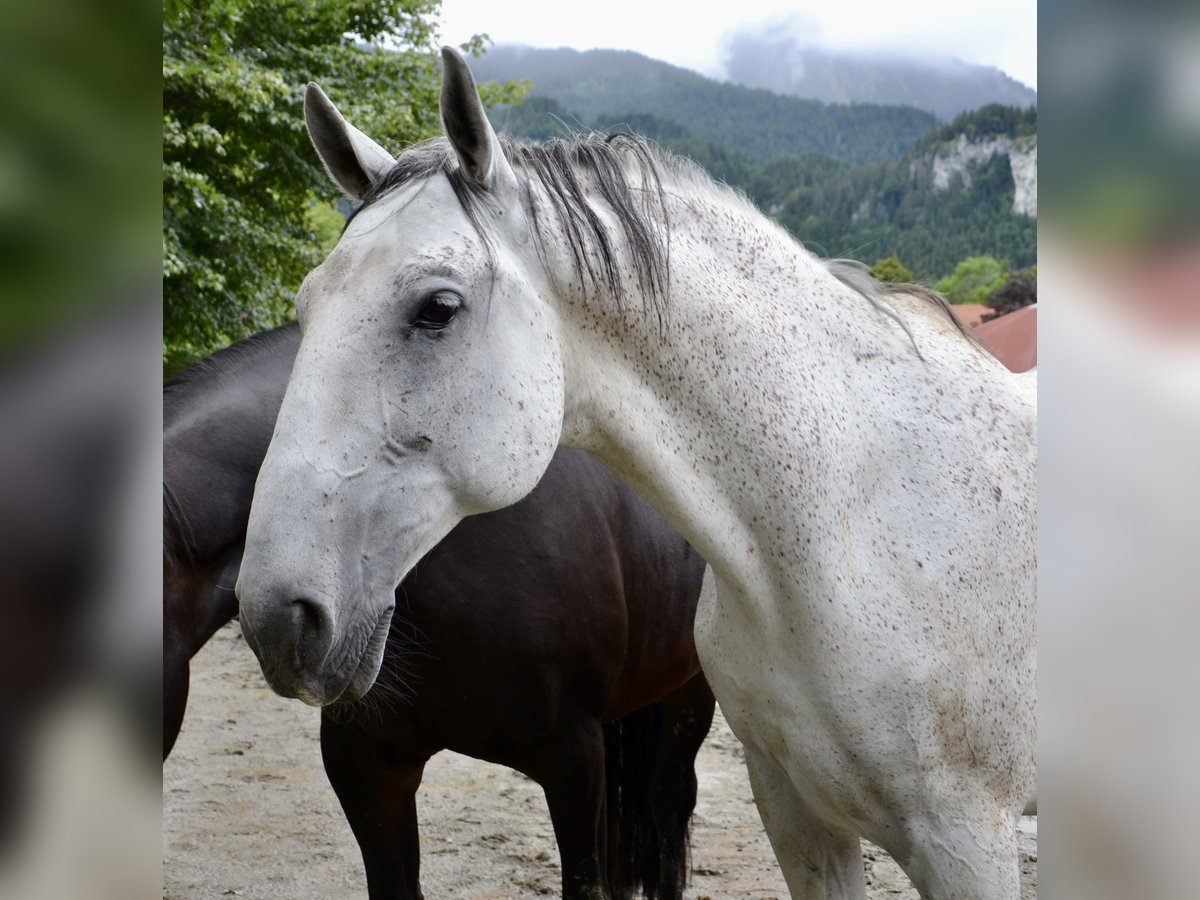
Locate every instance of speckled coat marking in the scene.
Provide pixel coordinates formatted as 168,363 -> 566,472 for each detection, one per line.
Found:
238,50 -> 1036,900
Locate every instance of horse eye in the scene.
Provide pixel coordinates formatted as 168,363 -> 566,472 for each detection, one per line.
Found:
413,291 -> 462,331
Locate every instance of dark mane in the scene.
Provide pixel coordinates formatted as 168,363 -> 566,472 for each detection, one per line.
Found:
354,133 -> 671,323
164,322 -> 298,424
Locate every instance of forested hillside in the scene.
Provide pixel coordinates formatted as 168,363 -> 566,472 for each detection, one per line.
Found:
491,99 -> 1037,282
475,46 -> 937,164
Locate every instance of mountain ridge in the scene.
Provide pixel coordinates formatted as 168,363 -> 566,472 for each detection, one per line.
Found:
473,45 -> 939,165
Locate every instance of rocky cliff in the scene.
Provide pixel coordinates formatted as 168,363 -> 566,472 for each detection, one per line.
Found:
921,133 -> 1037,217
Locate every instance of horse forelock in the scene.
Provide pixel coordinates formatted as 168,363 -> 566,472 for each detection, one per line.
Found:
351,133 -> 673,324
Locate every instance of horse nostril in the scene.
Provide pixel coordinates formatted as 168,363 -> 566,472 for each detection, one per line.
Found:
289,596 -> 333,671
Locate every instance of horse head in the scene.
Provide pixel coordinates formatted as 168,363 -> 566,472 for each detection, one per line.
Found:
236,49 -> 566,704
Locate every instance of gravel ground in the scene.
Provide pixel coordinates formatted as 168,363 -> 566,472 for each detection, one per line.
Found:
163,621 -> 1036,898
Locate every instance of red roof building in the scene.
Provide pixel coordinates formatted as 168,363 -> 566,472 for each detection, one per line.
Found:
950,304 -> 990,329
974,305 -> 1037,373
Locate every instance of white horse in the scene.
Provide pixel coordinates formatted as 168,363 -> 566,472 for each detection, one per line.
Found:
237,48 -> 1036,899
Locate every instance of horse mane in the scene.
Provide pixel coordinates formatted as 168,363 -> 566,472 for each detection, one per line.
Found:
355,132 -> 975,356
824,259 -> 985,357
355,133 -> 671,323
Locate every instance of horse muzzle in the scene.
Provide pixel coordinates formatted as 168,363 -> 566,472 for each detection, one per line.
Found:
236,578 -> 393,706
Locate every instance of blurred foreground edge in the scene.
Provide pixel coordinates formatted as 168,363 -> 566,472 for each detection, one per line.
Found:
0,294 -> 162,899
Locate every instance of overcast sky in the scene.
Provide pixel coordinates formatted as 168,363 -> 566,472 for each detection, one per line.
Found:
436,0 -> 1037,90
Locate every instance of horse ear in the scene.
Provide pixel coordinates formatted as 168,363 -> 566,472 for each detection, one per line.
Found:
304,83 -> 394,200
440,47 -> 517,193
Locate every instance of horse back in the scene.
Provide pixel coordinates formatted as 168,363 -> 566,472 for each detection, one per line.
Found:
163,323 -> 300,566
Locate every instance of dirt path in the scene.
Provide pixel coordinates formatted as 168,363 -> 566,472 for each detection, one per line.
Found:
163,622 -> 1036,898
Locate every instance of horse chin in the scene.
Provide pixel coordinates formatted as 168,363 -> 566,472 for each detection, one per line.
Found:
337,609 -> 394,703
295,605 -> 393,708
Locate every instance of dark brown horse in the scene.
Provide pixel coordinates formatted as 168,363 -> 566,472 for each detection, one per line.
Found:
163,323 -> 715,899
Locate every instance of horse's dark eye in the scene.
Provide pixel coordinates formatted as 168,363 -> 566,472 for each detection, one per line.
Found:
413,291 -> 461,331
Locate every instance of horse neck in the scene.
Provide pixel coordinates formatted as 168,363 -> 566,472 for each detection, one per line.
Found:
549,173 -> 1015,593
163,330 -> 297,565
554,187 -> 866,589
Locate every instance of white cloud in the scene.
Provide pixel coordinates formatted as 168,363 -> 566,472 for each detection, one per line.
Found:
436,0 -> 1037,89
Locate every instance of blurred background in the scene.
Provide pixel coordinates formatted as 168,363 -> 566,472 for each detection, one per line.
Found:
1038,3 -> 1200,900
0,0 -> 160,896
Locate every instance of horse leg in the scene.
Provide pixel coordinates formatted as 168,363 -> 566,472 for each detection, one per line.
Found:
649,674 -> 715,900
744,746 -> 867,900
526,720 -> 609,900
320,714 -> 428,900
163,641 -> 189,760
893,796 -> 1021,900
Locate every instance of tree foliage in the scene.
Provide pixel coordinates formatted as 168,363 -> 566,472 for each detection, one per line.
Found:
933,256 -> 1010,305
870,255 -> 913,283
919,104 -> 1037,149
987,269 -> 1037,312
162,0 -> 523,370
745,138 -> 1035,280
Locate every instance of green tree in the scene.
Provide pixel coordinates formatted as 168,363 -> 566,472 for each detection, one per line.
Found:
933,256 -> 1011,304
162,0 -> 523,371
987,267 -> 1037,312
869,255 -> 913,283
